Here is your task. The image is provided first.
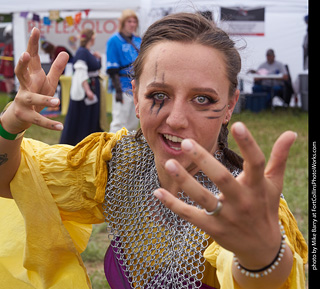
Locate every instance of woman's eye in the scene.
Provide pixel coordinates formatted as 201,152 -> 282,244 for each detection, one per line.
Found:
153,93 -> 167,101
196,96 -> 207,103
147,92 -> 168,102
193,95 -> 215,105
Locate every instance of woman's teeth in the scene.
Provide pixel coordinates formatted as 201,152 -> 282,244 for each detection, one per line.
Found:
163,134 -> 184,151
163,134 -> 184,143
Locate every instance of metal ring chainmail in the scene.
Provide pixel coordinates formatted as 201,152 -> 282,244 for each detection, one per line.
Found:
103,133 -> 241,288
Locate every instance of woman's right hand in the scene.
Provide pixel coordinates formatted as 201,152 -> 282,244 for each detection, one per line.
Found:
93,51 -> 101,59
1,27 -> 69,134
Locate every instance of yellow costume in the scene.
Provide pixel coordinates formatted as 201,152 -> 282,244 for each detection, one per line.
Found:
0,129 -> 307,288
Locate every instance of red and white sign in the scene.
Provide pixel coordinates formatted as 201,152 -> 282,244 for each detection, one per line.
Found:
27,18 -> 119,56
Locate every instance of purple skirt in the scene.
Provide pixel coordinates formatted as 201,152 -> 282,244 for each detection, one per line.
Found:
104,245 -> 216,289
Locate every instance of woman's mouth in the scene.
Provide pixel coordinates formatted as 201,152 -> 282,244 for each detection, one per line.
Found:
162,134 -> 184,151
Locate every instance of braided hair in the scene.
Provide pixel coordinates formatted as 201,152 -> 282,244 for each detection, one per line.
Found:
217,123 -> 243,170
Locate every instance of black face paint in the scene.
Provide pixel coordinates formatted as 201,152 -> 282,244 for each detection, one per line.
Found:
157,99 -> 165,114
212,104 -> 227,112
150,100 -> 156,113
205,104 -> 227,120
206,115 -> 223,119
149,98 -> 166,115
161,72 -> 165,83
153,61 -> 158,82
148,66 -> 167,116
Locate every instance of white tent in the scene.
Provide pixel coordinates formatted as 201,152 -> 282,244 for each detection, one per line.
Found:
1,0 -> 141,70
144,0 -> 309,93
0,0 -> 141,13
2,0 -> 308,92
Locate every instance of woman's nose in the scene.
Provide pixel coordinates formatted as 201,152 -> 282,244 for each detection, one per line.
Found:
165,100 -> 189,130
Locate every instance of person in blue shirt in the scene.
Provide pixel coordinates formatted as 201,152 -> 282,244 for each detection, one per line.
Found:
106,9 -> 141,133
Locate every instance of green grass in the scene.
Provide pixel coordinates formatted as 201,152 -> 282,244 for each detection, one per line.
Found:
1,93 -> 308,287
230,110 -> 308,240
81,223 -> 111,289
0,92 -> 11,110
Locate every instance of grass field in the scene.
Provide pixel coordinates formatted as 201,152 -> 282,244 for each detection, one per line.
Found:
0,93 -> 308,288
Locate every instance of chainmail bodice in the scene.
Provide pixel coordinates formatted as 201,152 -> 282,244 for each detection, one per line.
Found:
103,133 -> 241,289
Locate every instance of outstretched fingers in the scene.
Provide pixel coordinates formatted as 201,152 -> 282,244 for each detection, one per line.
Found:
15,52 -> 32,90
23,109 -> 63,131
157,138 -> 241,213
231,122 -> 266,186
47,52 -> 69,89
12,90 -> 64,131
265,131 -> 297,185
16,27 -> 68,95
26,27 -> 42,74
180,139 -> 241,203
154,188 -> 202,221
153,188 -> 221,232
164,158 -> 224,212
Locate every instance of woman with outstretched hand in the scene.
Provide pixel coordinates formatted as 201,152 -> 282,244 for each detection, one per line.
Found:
0,13 -> 307,289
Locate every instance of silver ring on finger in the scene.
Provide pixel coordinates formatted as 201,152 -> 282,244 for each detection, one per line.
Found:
204,199 -> 223,216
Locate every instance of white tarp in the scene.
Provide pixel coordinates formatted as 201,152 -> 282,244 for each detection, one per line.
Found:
7,1 -> 141,71
1,0 -> 141,13
144,0 -> 309,92
2,0 -> 308,92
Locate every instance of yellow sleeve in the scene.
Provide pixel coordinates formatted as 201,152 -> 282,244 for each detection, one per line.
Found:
12,128 -> 128,223
0,128 -> 127,289
203,198 -> 308,289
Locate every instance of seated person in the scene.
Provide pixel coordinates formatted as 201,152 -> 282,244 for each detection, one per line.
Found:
249,49 -> 290,106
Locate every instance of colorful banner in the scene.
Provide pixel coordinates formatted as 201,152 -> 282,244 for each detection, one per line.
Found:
49,10 -> 60,21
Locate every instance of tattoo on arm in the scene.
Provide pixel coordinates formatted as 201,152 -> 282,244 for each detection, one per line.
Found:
0,153 -> 8,166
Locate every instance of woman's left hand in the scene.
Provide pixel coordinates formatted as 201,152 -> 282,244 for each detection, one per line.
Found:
154,121 -> 297,269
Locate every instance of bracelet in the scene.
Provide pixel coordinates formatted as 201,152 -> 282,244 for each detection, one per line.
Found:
233,221 -> 286,278
0,102 -> 26,141
0,123 -> 25,140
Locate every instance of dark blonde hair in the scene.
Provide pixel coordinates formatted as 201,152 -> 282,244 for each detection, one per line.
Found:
119,9 -> 139,32
80,29 -> 95,47
133,12 -> 243,168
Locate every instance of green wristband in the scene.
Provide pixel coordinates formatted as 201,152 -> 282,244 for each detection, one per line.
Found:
0,123 -> 25,140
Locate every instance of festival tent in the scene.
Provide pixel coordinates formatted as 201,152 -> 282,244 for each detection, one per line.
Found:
1,0 -> 141,71
144,0 -> 309,94
1,0 -> 308,93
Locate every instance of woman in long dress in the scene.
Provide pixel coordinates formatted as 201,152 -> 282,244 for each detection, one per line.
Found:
60,29 -> 103,145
